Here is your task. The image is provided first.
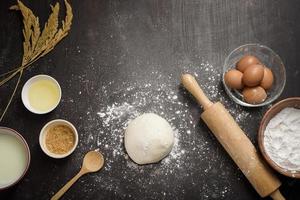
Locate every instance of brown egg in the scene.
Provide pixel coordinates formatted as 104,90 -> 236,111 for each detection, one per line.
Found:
260,67 -> 274,90
236,55 -> 260,72
242,64 -> 264,87
224,69 -> 244,89
243,86 -> 267,104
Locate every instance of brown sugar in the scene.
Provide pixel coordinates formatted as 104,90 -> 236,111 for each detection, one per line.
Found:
45,124 -> 75,154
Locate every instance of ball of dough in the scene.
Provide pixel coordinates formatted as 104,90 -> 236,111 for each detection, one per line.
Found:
125,113 -> 174,165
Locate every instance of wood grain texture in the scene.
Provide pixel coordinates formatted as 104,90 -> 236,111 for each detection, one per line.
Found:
201,102 -> 281,197
0,0 -> 300,199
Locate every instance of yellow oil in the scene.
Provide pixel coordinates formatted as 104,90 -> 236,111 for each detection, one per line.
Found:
28,79 -> 60,112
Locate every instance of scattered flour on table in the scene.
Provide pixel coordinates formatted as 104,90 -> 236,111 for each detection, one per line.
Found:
74,61 -> 259,199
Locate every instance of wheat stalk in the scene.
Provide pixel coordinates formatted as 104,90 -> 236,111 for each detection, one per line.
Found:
0,0 -> 73,122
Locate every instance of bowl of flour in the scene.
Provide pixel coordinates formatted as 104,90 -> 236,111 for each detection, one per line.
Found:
258,97 -> 300,178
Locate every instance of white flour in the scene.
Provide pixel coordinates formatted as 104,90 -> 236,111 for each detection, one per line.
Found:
264,107 -> 300,172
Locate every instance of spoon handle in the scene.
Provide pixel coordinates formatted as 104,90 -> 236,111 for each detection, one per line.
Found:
51,170 -> 85,200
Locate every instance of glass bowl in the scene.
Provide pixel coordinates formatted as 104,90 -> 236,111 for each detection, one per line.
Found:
222,44 -> 286,107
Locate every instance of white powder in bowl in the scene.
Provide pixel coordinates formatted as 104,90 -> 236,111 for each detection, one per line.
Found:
264,107 -> 300,171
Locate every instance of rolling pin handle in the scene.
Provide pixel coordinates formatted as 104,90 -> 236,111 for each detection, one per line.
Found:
181,74 -> 213,110
270,189 -> 285,200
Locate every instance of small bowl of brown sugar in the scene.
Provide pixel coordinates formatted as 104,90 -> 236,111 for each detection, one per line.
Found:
39,119 -> 78,158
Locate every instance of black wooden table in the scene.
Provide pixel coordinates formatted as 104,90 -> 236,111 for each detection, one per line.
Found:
1,0 -> 300,199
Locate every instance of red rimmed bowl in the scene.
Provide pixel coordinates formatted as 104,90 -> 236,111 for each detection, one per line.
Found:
258,97 -> 300,178
0,127 -> 31,190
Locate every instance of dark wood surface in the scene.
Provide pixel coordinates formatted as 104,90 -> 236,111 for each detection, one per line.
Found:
1,0 -> 300,199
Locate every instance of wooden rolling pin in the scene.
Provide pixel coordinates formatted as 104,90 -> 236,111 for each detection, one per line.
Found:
181,74 -> 284,200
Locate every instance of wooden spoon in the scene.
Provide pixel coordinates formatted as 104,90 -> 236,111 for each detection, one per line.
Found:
51,151 -> 104,200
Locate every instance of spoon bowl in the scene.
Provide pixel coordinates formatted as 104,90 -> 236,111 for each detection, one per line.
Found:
82,151 -> 104,172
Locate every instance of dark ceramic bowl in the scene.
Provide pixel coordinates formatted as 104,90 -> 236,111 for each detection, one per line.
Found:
0,127 -> 31,190
258,97 -> 300,178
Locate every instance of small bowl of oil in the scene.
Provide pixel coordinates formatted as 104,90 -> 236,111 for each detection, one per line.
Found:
21,75 -> 61,114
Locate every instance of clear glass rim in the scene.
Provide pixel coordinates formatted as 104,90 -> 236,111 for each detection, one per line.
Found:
222,43 -> 286,107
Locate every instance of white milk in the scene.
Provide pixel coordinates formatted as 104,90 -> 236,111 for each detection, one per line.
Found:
0,133 -> 27,188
